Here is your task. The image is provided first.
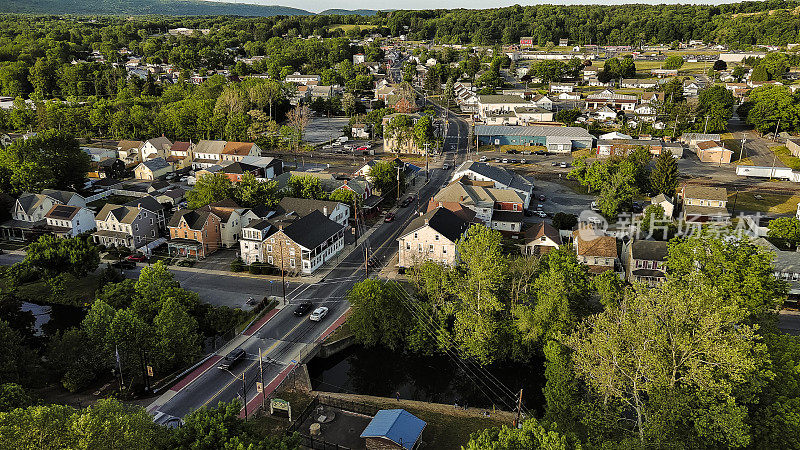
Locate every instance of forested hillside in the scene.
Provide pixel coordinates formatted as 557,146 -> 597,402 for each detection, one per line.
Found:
3,1 -> 800,46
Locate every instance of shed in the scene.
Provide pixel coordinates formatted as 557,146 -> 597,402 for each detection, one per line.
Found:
360,409 -> 426,450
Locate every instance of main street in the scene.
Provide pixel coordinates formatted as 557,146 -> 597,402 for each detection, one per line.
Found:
150,110 -> 470,419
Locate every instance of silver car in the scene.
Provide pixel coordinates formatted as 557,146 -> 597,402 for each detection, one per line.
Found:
309,306 -> 329,322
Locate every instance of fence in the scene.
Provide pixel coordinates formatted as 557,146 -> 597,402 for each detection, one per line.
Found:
288,395 -> 380,435
297,435 -> 351,450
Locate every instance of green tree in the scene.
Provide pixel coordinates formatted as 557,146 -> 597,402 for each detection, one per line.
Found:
0,320 -> 38,385
413,115 -> 435,150
233,173 -> 279,208
385,114 -> 414,154
662,55 -> 685,70
186,173 -> 233,209
751,65 -> 769,82
566,281 -> 766,447
767,216 -> 800,247
551,212 -> 577,230
0,383 -> 29,413
555,109 -> 581,125
463,416 -> 582,450
0,129 -> 90,196
697,85 -> 735,133
46,328 -> 107,392
286,174 -> 324,199
650,150 -> 678,196
24,235 -> 99,278
347,279 -> 411,351
368,160 -> 405,197
153,298 -> 201,371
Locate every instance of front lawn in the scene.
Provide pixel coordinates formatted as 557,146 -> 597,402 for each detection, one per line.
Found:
729,190 -> 800,214
770,146 -> 800,171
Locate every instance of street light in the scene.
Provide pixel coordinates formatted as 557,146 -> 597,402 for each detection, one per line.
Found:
219,367 -> 248,421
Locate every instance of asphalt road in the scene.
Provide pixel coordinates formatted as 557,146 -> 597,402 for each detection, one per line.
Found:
152,113 -> 467,418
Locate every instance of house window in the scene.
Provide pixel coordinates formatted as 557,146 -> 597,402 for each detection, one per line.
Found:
405,242 -> 410,250
290,258 -> 295,268
267,255 -> 273,264
150,218 -> 153,225
429,244 -> 434,253
184,231 -> 188,238
418,243 -> 423,252
442,247 -> 447,254
435,234 -> 439,241
135,224 -> 139,231
266,244 -> 272,252
414,232 -> 418,239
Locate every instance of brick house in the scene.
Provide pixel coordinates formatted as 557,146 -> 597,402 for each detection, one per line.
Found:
167,208 -> 222,259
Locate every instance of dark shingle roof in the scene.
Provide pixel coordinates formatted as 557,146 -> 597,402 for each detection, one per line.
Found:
124,195 -> 164,213
279,210 -> 343,249
400,207 -> 470,243
631,240 -> 668,261
168,209 -> 215,229
276,197 -> 342,218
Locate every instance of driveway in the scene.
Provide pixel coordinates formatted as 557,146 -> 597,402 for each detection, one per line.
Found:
192,247 -> 238,272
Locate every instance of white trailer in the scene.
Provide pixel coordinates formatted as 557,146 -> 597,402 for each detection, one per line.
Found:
736,165 -> 800,182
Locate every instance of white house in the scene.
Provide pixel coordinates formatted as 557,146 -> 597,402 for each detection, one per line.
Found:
44,205 -> 95,237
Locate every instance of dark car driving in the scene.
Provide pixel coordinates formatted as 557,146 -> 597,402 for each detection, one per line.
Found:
111,260 -> 136,270
294,301 -> 313,317
218,348 -> 246,370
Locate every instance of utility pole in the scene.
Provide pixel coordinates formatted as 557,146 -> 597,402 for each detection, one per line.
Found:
279,238 -> 286,305
424,142 -> 430,181
396,165 -> 401,203
703,115 -> 709,134
514,389 -> 523,427
259,348 -> 265,410
739,137 -> 745,162
364,239 -> 369,276
241,371 -> 248,421
770,118 -> 781,179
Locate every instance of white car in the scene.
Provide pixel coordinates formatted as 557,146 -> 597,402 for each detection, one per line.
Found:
479,156 -> 487,162
309,306 -> 329,322
442,163 -> 449,170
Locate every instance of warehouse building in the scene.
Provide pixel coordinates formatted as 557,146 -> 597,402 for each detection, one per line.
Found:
475,125 -> 594,153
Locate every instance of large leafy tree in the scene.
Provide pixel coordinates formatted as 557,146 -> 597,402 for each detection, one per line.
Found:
767,217 -> 800,247
346,279 -> 411,351
24,235 -> 99,278
286,174 -> 323,199
186,173 -> 233,209
0,129 -> 90,196
566,281 -> 767,447
464,417 -> 582,450
232,173 -> 279,208
368,159 -> 405,198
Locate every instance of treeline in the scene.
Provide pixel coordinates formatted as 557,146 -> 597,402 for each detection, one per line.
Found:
347,225 -> 800,448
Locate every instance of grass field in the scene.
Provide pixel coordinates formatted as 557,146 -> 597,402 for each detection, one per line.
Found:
327,24 -> 378,32
0,273 -> 101,307
771,145 -> 800,171
634,60 -> 709,74
729,190 -> 800,214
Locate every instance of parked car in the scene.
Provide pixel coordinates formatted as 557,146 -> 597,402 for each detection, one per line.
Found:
591,201 -> 600,211
535,211 -> 548,218
384,212 -> 395,222
534,204 -> 544,210
218,348 -> 246,370
309,306 -> 329,322
551,161 -> 559,166
535,150 -> 547,156
520,159 -> 527,164
479,156 -> 487,162
494,158 -> 501,162
502,158 -> 509,163
126,254 -> 147,262
559,162 -> 569,168
357,146 -> 369,152
632,202 -> 643,213
442,163 -> 449,170
506,149 -> 519,154
293,301 -> 313,317
111,260 -> 136,270
524,209 -> 533,217
538,194 -> 546,202
322,144 -> 333,150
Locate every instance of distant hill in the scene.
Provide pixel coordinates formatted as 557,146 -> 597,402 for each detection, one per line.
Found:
319,9 -> 382,16
0,0 -> 314,16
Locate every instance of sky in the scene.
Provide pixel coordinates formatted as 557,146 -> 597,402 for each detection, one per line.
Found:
208,0 -> 742,14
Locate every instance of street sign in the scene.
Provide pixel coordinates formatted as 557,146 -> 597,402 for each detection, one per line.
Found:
256,382 -> 263,393
146,366 -> 153,377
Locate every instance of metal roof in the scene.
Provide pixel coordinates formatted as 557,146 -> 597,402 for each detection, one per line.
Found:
360,409 -> 426,450
475,125 -> 593,138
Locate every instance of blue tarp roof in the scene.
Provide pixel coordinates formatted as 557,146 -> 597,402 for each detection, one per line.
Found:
360,409 -> 426,450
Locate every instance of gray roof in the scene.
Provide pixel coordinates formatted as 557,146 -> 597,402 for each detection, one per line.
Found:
140,157 -> 170,172
400,207 -> 470,243
475,125 -> 593,139
683,185 -> 727,202
477,95 -> 531,104
280,210 -> 343,250
41,189 -> 79,204
144,136 -> 172,151
454,160 -> 533,191
194,140 -> 226,155
491,210 -> 524,222
631,240 -> 668,261
276,197 -> 343,218
124,195 -> 164,213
